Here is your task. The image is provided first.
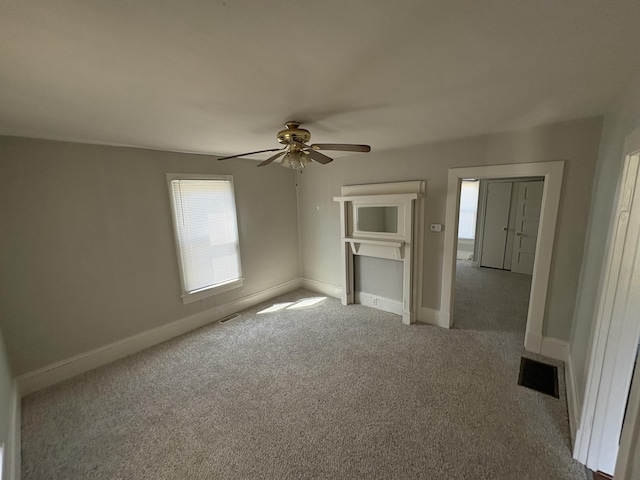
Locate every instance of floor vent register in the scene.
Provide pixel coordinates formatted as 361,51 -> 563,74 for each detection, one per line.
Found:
518,357 -> 559,398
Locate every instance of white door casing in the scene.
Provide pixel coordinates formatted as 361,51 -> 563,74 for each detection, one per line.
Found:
441,161 -> 564,355
480,182 -> 512,269
615,340 -> 640,478
511,181 -> 544,275
574,135 -> 640,475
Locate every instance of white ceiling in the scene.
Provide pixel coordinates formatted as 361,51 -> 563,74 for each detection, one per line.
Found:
1,0 -> 639,158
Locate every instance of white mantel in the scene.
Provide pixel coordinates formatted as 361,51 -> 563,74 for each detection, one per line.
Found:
333,181 -> 425,324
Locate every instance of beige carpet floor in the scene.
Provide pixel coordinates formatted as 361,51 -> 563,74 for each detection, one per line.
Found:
21,262 -> 585,479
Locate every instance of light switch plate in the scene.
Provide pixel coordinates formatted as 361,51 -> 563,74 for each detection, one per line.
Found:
430,224 -> 442,232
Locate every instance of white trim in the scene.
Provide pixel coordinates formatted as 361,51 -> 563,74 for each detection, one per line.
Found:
181,278 -> 244,304
420,307 -> 450,328
16,279 -> 301,395
614,341 -> 640,479
300,278 -> 342,298
525,332 -> 543,353
441,161 -> 565,350
566,348 -> 581,447
346,238 -> 405,261
575,126 -> 640,473
354,291 -> 403,316
5,381 -> 20,480
341,180 -> 425,197
540,337 -> 569,362
334,181 -> 425,325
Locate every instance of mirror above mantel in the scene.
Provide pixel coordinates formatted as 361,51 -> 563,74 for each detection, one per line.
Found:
356,206 -> 398,234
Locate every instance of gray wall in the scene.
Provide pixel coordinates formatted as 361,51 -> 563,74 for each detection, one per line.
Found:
354,256 -> 403,301
570,71 -> 640,404
298,116 -> 602,340
0,137 -> 300,375
0,327 -> 14,480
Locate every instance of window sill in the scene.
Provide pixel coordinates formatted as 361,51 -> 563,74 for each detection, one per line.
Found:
181,278 -> 244,304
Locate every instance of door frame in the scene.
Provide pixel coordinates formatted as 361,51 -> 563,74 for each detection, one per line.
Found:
440,161 -> 564,355
615,346 -> 640,478
575,126 -> 640,475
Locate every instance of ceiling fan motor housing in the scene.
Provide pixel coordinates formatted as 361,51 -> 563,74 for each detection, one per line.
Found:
277,121 -> 311,145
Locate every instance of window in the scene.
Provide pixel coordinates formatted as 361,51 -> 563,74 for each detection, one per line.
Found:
167,174 -> 243,303
458,180 -> 479,239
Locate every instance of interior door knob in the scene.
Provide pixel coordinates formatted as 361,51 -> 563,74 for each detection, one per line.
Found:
516,232 -> 523,236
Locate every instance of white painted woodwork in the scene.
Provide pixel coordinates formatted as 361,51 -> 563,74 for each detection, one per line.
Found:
511,181 -> 544,275
15,278 -> 303,395
441,161 -> 564,354
575,130 -> 640,475
334,181 -> 425,325
345,238 -> 405,260
354,292 -> 404,316
480,182 -> 512,269
615,341 -> 640,479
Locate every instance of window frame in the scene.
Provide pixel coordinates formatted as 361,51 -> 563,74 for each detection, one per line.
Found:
166,173 -> 244,304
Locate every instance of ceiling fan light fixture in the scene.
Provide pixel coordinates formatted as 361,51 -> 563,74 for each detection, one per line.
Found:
280,150 -> 311,169
218,122 -> 371,168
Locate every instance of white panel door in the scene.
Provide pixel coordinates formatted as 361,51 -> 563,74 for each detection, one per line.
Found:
511,181 -> 544,275
480,182 -> 512,269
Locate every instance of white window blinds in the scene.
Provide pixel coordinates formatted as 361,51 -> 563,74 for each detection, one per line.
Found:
170,178 -> 242,295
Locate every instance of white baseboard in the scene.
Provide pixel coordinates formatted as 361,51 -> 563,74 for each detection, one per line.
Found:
421,307 -> 451,328
354,291 -> 403,316
6,380 -> 20,480
540,337 -> 569,362
16,279 -> 301,396
525,333 -> 568,362
565,348 -> 581,447
300,278 -> 342,298
524,332 -> 543,353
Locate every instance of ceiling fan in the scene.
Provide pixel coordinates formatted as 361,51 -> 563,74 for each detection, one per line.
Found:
217,121 -> 371,169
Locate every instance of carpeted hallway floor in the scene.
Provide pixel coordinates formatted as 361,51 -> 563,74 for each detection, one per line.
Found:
21,262 -> 585,479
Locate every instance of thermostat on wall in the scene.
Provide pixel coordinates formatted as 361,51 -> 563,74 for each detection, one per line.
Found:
430,224 -> 442,232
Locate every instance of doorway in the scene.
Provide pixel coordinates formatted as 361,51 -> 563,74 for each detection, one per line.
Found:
454,177 -> 544,333
440,161 -> 565,356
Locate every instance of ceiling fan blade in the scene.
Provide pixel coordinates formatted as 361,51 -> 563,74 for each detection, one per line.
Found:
304,147 -> 334,164
291,141 -> 333,164
217,148 -> 283,161
310,143 -> 371,153
257,150 -> 286,167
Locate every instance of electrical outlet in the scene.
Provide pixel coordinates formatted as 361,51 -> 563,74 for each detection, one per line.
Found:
217,307 -> 224,318
372,297 -> 378,305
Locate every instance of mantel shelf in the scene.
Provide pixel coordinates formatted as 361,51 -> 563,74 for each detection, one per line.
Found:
343,237 -> 405,260
343,237 -> 404,248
